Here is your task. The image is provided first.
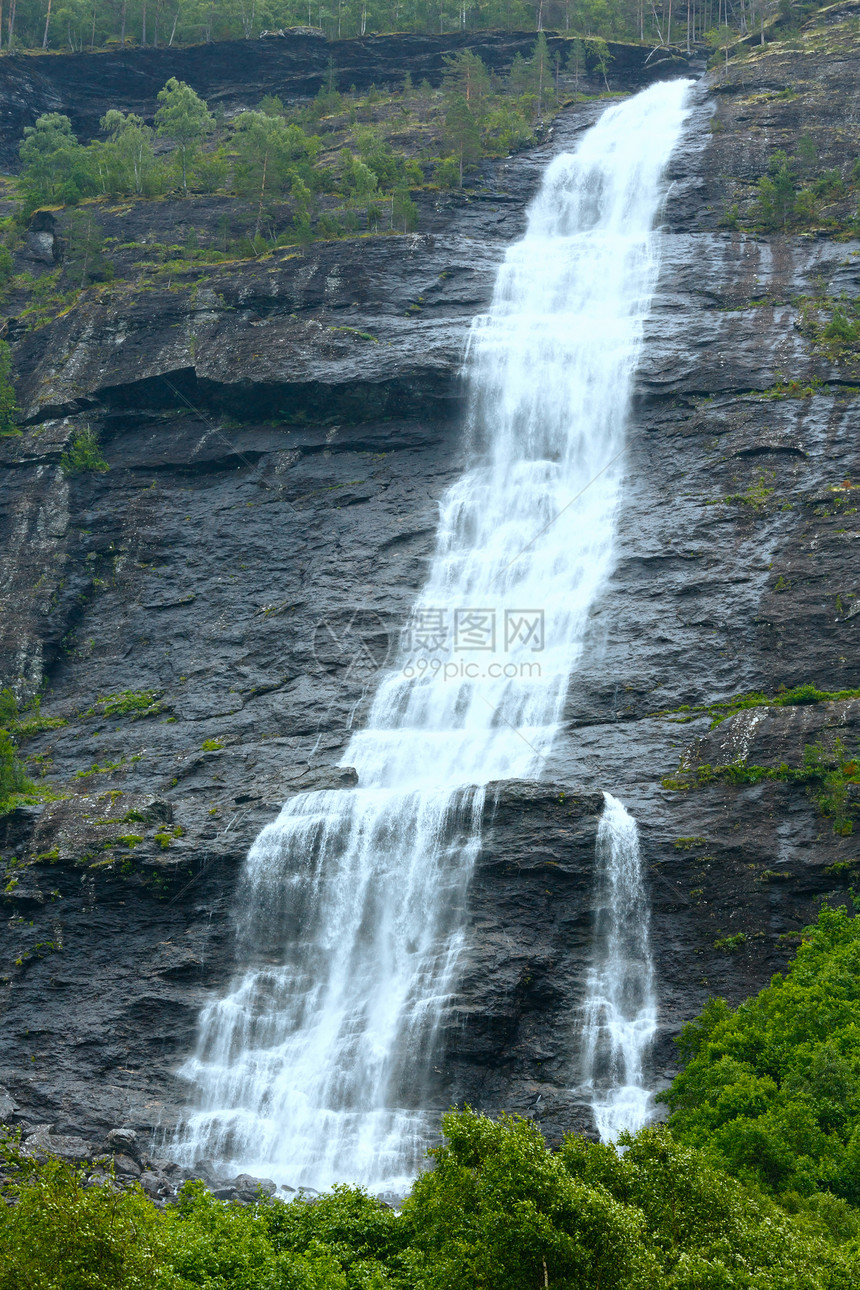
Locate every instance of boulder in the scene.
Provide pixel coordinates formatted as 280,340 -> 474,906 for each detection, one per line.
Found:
232,1172 -> 277,1200
140,1170 -> 173,1199
22,1123 -> 54,1138
0,1087 -> 18,1122
112,1153 -> 141,1177
24,1130 -> 95,1162
106,1127 -> 140,1158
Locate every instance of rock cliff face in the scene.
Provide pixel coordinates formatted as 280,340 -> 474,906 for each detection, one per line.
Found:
1,14 -> 859,1154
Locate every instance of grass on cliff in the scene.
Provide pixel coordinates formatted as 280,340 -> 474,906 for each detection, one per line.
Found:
656,683 -> 860,730
0,691 -> 34,818
0,689 -> 70,818
662,736 -> 860,835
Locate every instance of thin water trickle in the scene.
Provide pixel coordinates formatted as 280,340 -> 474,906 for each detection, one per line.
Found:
175,80 -> 693,1190
581,793 -> 658,1141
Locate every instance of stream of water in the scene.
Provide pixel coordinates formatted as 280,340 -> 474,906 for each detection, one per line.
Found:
176,79 -> 692,1190
580,792 -> 658,1140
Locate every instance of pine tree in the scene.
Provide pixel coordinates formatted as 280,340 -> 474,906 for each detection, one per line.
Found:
442,50 -> 491,118
444,93 -> 480,187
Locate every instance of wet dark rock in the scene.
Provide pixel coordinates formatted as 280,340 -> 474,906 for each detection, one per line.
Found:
21,1122 -> 54,1138
23,1130 -> 96,1162
112,1152 -> 142,1176
232,1172 -> 277,1199
0,1087 -> 18,1122
105,1125 -> 140,1154
439,783 -> 605,1143
0,32 -> 690,167
684,699 -> 860,770
140,1169 -> 174,1198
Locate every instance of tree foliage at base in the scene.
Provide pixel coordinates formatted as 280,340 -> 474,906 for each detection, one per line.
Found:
663,903 -> 860,1209
3,1102 -> 860,1289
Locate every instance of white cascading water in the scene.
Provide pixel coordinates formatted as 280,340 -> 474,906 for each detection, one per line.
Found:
176,79 -> 692,1190
580,793 -> 658,1140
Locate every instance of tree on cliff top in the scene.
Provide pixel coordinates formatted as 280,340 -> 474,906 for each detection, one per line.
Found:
18,113 -> 94,209
442,49 -> 491,117
155,78 -> 214,192
443,93 -> 480,186
99,110 -> 157,197
235,109 -> 320,237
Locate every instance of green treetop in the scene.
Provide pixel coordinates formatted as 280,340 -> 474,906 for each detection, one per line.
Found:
0,342 -> 18,436
442,49 -> 492,117
99,110 -> 156,197
234,110 -> 320,237
19,113 -> 93,208
154,78 -> 214,191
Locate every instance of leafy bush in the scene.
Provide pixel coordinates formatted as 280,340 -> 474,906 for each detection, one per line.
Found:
60,425 -> 109,475
0,1141 -> 167,1289
0,688 -> 34,815
0,340 -> 18,435
404,1109 -> 658,1289
84,689 -> 163,720
3,1102 -> 859,1290
432,156 -> 461,189
662,903 -> 860,1205
0,728 -> 32,815
755,150 -> 801,229
19,113 -> 97,210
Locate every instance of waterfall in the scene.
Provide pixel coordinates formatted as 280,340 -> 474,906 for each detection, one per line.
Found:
176,79 -> 692,1191
581,793 -> 658,1141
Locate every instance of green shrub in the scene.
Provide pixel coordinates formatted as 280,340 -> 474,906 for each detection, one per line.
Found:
60,425 -> 109,475
0,246 -> 13,287
84,689 -> 163,719
392,185 -> 418,233
404,1109 -> 658,1289
431,156 -> 461,189
2,1106 -> 859,1290
0,1141 -> 168,1289
0,688 -> 34,815
0,340 -> 18,435
0,728 -> 32,814
662,903 -> 860,1205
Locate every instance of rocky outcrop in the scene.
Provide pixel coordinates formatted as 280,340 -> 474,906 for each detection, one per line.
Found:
442,783 -> 605,1143
0,1113 -> 282,1205
2,12 -> 860,1152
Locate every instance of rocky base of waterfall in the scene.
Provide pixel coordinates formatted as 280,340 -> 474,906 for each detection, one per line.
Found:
2,10 -> 860,1161
0,1104 -> 299,1207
